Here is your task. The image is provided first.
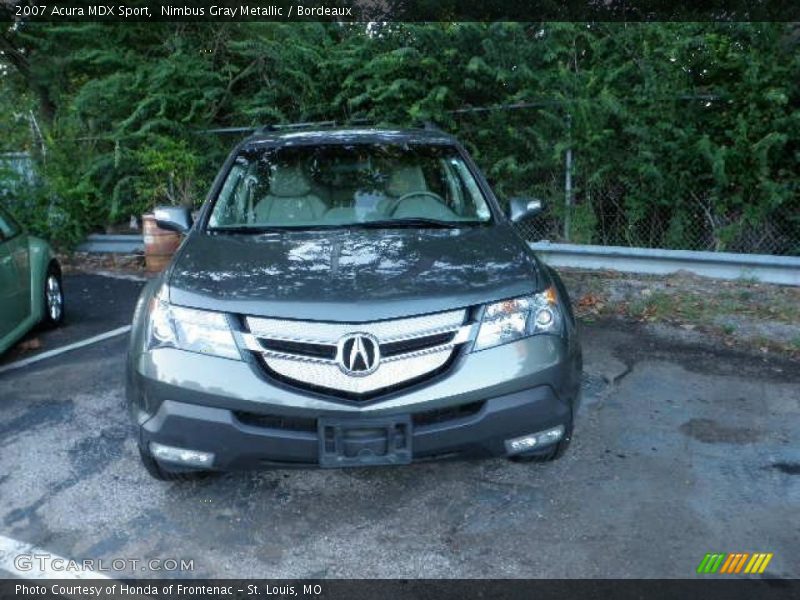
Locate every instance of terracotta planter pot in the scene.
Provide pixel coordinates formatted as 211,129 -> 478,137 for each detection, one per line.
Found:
142,213 -> 182,272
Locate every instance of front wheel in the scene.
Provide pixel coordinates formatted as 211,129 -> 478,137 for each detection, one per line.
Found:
41,263 -> 65,328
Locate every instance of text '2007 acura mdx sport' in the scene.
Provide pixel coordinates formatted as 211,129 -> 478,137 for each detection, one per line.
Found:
126,125 -> 582,480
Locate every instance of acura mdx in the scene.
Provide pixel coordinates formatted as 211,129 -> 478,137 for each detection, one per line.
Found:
126,125 -> 582,479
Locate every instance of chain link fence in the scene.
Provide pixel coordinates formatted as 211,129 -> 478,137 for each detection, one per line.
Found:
455,102 -> 798,258
513,185 -> 799,256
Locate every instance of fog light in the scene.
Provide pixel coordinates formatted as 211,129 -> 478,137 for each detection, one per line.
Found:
505,425 -> 565,455
150,442 -> 214,467
535,308 -> 554,328
506,435 -> 539,453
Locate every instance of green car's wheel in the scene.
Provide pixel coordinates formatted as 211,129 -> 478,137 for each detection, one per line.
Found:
41,262 -> 64,328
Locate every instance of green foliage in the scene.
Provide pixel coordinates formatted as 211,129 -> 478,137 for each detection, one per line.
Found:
0,22 -> 797,253
134,136 -> 201,209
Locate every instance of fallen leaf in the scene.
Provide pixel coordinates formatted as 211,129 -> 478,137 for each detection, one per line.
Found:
18,338 -> 42,351
578,293 -> 603,308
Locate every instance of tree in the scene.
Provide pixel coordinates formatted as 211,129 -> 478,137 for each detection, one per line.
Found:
0,22 -> 797,253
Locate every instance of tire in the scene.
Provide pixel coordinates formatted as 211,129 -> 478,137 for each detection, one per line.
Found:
41,262 -> 65,328
138,444 -> 209,482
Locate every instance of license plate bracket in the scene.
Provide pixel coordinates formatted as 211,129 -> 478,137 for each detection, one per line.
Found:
318,416 -> 412,468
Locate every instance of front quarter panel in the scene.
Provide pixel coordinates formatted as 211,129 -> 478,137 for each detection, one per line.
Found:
126,276 -> 163,422
128,277 -> 162,357
27,236 -> 55,323
545,264 -> 583,411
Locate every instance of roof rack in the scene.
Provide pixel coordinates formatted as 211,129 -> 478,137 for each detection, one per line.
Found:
256,117 -> 397,132
256,120 -> 339,134
198,118 -> 448,137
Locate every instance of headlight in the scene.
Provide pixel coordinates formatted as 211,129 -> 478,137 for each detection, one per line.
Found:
147,293 -> 241,360
473,286 -> 562,351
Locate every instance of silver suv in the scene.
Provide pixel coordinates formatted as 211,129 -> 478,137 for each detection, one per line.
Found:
126,126 -> 582,479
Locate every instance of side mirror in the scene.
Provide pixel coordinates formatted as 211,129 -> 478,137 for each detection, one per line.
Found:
154,205 -> 193,233
508,197 -> 544,223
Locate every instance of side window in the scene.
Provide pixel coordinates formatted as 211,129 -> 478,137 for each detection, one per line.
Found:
0,207 -> 22,240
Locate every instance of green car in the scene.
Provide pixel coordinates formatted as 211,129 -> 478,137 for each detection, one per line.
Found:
0,204 -> 64,355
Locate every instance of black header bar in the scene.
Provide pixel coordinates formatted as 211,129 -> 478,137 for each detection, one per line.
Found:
2,0 -> 800,22
2,579 -> 800,600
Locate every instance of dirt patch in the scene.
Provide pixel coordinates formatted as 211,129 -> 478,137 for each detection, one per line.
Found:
679,418 -> 763,444
583,319 -> 800,384
561,268 -> 800,358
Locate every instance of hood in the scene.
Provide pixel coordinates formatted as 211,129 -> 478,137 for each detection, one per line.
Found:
168,225 -> 541,322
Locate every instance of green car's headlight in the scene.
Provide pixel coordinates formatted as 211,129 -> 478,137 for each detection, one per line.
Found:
147,293 -> 241,360
473,286 -> 562,352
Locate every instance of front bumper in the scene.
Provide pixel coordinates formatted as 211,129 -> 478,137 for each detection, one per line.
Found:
128,335 -> 581,470
140,385 -> 571,469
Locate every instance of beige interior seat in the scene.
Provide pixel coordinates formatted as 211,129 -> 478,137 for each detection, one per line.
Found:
255,165 -> 326,223
386,165 -> 428,197
377,165 -> 428,215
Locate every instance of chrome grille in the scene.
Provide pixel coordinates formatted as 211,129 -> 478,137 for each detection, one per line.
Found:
243,309 -> 472,397
246,310 -> 467,343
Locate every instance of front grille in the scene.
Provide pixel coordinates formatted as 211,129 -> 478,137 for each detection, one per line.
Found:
381,332 -> 455,358
241,309 -> 474,399
412,401 -> 484,427
234,401 -> 485,434
235,411 -> 317,432
258,338 -> 337,360
259,350 -> 460,401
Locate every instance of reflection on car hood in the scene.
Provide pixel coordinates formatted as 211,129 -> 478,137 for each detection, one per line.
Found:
168,225 -> 542,322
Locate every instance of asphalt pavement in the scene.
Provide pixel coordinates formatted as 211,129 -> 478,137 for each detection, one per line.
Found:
0,273 -> 798,578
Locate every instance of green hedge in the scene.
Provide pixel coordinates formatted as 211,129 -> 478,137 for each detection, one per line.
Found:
1,22 -> 797,253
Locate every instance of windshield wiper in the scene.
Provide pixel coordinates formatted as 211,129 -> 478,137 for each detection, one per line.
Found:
208,224 -> 344,234
207,219 -> 484,234
207,225 -> 289,234
352,218 -> 474,230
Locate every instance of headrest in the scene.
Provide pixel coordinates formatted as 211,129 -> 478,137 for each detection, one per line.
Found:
269,164 -> 312,197
386,165 -> 427,197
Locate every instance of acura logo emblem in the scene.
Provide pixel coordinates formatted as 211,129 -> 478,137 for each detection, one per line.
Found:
337,333 -> 380,376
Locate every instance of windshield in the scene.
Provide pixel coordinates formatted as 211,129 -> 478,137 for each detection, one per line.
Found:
207,143 -> 493,231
